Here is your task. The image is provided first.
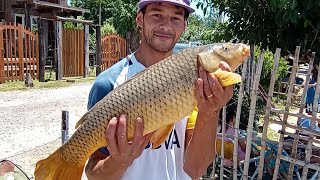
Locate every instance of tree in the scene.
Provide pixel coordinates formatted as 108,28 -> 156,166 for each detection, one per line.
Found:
70,0 -> 140,52
197,0 -> 320,56
180,14 -> 231,44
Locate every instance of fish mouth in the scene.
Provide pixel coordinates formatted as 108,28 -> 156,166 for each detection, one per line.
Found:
240,44 -> 250,57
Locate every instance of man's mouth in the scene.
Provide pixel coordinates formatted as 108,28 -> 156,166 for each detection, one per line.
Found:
154,33 -> 173,41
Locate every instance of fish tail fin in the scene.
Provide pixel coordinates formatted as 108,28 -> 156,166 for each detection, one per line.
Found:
34,148 -> 84,180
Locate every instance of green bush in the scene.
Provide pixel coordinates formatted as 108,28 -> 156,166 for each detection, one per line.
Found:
254,46 -> 289,92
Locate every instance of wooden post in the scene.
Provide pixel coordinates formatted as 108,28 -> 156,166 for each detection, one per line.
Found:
0,29 -> 4,83
61,110 -> 69,144
301,52 -> 319,180
257,48 -> 281,179
96,25 -> 101,76
219,106 -> 226,180
37,18 -> 46,82
287,52 -> 314,178
56,21 -> 62,80
243,51 -> 264,179
24,3 -> 31,30
233,60 -> 249,179
246,44 -> 254,92
272,46 -> 300,180
84,24 -> 89,78
18,24 -> 24,81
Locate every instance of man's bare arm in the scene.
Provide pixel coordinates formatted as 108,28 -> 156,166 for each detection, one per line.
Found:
184,62 -> 233,179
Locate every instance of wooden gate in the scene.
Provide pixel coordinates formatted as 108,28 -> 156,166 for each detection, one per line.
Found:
0,23 -> 39,83
62,28 -> 84,77
101,34 -> 126,71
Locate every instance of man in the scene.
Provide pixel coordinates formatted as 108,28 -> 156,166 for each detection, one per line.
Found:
85,0 -> 233,179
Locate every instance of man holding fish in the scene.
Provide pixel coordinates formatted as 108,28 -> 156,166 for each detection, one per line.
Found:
85,0 -> 234,179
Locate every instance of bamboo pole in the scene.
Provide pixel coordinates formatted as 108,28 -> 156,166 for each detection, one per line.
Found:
279,155 -> 320,171
233,60 -> 248,180
219,106 -> 226,180
302,52 -> 319,180
257,48 -> 281,179
269,118 -> 320,139
243,50 -> 265,179
270,108 -> 320,122
272,46 -> 300,180
288,54 -> 314,177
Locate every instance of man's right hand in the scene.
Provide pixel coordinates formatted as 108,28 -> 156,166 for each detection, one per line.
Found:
106,114 -> 154,167
85,115 -> 154,180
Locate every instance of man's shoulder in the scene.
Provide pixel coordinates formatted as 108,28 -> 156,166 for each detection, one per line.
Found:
95,57 -> 129,84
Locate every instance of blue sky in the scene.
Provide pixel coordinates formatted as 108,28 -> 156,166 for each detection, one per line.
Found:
190,1 -> 204,17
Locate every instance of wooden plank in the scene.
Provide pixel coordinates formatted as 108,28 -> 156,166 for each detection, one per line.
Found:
96,26 -> 101,76
232,60 -> 248,180
258,48 -> 281,179
243,50 -> 264,179
84,25 -> 89,78
56,21 -> 62,80
0,29 -> 4,83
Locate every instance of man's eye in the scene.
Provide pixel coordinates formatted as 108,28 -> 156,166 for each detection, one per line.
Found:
172,17 -> 182,21
152,14 -> 161,17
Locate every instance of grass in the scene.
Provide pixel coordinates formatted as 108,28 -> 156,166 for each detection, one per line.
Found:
0,74 -> 96,92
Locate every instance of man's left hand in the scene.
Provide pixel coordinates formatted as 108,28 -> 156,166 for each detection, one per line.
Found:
195,61 -> 233,112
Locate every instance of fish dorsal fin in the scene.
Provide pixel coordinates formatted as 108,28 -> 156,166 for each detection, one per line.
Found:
75,111 -> 90,129
150,124 -> 174,149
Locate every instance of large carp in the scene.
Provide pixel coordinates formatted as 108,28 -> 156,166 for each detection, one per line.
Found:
35,43 -> 250,180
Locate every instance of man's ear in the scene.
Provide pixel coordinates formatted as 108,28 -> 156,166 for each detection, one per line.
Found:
136,12 -> 143,30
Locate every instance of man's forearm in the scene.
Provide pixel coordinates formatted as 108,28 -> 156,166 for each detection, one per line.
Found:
86,156 -> 129,180
184,109 -> 219,179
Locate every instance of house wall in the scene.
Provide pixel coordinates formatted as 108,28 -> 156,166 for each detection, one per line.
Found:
4,0 -> 16,22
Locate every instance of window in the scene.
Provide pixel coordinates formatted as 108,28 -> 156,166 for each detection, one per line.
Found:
15,13 -> 25,26
30,16 -> 38,31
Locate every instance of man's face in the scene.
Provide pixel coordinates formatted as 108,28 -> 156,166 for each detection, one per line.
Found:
136,3 -> 187,52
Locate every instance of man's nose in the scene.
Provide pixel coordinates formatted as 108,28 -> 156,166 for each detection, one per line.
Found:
159,18 -> 173,32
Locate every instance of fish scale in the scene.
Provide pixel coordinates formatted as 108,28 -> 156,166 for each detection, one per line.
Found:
34,43 -> 250,180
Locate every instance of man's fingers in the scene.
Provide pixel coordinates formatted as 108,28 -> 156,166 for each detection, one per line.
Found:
195,78 -> 204,101
117,114 -> 128,153
208,74 -> 223,98
106,117 -> 119,155
132,117 -> 144,147
199,66 -> 212,98
219,61 -> 232,72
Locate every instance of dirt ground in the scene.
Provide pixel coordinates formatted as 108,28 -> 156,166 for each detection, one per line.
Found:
0,82 -> 93,179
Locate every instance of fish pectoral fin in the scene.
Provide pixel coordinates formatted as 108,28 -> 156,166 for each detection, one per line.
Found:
150,124 -> 174,149
75,111 -> 90,129
214,68 -> 242,87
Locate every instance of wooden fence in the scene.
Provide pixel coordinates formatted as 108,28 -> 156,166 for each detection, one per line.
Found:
62,28 -> 84,77
101,34 -> 126,71
208,47 -> 320,180
0,22 -> 39,83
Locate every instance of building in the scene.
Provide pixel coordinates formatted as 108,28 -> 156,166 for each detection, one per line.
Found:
0,0 -> 91,81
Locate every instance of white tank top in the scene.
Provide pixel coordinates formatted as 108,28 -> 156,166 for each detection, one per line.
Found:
115,53 -> 191,180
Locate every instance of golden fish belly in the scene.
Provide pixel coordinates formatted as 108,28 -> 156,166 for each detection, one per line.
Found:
60,48 -> 201,165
